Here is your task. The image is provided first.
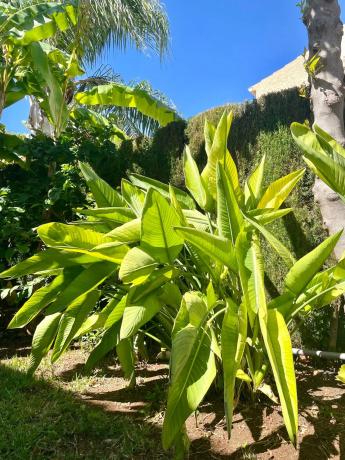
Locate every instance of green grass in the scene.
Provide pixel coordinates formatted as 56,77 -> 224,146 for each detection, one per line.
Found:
0,356 -> 168,460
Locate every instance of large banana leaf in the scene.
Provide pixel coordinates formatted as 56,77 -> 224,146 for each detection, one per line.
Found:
120,293 -> 162,340
37,222 -> 129,263
221,298 -> 247,436
175,227 -> 237,272
252,237 -> 298,445
183,146 -> 210,210
75,83 -> 179,127
37,222 -> 112,250
85,322 -> 120,371
216,162 -> 243,244
0,249 -> 94,279
76,207 -> 136,224
129,173 -> 195,210
245,155 -> 266,207
51,290 -> 100,362
244,215 -> 295,268
8,268 -> 80,329
106,219 -> 141,243
79,162 -> 126,207
162,293 -> 216,449
284,231 -> 342,297
257,169 -> 305,210
28,312 -> 62,375
141,189 -> 183,264
45,262 -> 116,315
121,179 -> 146,217
291,123 -> 345,198
29,42 -> 68,136
119,247 -> 158,284
204,119 -> 216,157
201,112 -> 233,199
1,2 -> 76,45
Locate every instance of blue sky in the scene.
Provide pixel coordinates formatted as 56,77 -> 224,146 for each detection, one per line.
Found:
3,0 -> 345,132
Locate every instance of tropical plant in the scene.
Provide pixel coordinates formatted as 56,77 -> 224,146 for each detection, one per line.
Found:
291,122 -> 345,200
3,112 -> 345,457
0,0 -> 178,139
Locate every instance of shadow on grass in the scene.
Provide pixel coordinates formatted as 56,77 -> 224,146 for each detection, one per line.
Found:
0,362 -> 170,460
2,349 -> 345,460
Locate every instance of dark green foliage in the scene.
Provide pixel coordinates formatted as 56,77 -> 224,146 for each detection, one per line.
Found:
186,88 -> 310,167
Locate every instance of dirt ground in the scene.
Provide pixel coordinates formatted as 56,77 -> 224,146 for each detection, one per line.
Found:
1,340 -> 345,460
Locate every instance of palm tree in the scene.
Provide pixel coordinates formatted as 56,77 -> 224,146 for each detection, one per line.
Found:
12,0 -> 172,136
15,0 -> 169,63
64,0 -> 169,64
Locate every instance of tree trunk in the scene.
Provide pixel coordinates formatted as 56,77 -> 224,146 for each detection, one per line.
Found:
303,0 -> 345,350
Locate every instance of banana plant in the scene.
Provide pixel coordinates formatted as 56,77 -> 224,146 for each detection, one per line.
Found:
291,122 -> 345,200
3,112 -> 345,458
0,1 -> 179,141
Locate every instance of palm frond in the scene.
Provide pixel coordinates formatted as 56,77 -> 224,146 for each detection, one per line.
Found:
58,0 -> 170,65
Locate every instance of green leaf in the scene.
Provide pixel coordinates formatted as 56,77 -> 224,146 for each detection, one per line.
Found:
8,268 -> 80,329
104,295 -> 128,330
291,123 -> 345,199
252,238 -> 298,445
336,365 -> 345,384
3,2 -> 76,45
75,82 -> 180,127
162,322 -> 216,449
261,309 -> 298,445
85,322 -> 120,371
244,215 -> 295,268
120,293 -> 162,340
0,249 -> 94,279
172,292 -> 208,337
175,227 -> 237,272
29,42 -> 68,135
37,222 -> 112,250
246,208 -> 292,225
141,189 -> 183,264
183,146 -> 210,209
51,290 -> 100,362
204,119 -> 216,157
106,218 -> 141,243
129,173 -> 195,210
79,162 -> 126,207
216,162 -> 243,244
46,262 -> 116,315
221,298 -> 247,437
284,231 -> 342,297
121,179 -> 146,216
245,155 -> 266,207
119,247 -> 158,284
116,339 -> 136,385
76,207 -> 136,224
258,169 -> 305,210
37,222 -> 128,263
201,111 -> 233,199
28,312 -> 62,375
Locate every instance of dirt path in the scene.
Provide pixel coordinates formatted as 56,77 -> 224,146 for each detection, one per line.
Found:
1,343 -> 345,459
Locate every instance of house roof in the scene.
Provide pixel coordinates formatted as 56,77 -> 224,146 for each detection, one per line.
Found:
248,55 -> 308,99
249,30 -> 345,99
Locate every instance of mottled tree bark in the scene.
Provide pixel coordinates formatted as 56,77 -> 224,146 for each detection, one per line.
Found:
303,0 -> 345,350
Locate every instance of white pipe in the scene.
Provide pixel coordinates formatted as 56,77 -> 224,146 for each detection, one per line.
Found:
292,347 -> 345,360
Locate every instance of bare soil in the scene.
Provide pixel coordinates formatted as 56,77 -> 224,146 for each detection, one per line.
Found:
1,341 -> 345,459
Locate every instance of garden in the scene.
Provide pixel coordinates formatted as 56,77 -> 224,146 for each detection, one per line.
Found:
2,1 -> 345,459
